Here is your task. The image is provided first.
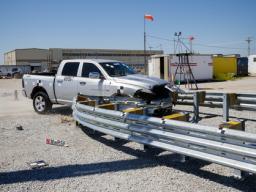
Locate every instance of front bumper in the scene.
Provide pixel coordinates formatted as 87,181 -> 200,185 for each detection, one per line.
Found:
150,97 -> 172,107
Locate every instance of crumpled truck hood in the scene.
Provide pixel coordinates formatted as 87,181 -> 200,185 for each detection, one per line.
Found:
112,74 -> 168,90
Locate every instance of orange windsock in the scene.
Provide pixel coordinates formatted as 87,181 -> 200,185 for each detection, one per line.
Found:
144,14 -> 154,21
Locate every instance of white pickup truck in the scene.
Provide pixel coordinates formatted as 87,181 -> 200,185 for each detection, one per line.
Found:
22,59 -> 170,113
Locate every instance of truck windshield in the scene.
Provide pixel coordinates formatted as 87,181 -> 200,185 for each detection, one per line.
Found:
99,62 -> 136,77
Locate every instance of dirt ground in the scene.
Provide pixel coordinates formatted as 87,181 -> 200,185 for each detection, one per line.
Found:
0,78 -> 256,192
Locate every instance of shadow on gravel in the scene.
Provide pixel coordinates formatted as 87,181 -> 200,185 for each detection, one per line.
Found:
49,106 -> 73,116
82,129 -> 256,191
0,128 -> 255,192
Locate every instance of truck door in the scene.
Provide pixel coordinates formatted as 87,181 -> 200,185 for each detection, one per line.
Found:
55,62 -> 80,104
77,62 -> 110,97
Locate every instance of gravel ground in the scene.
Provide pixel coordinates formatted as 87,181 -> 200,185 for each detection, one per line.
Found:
180,75 -> 256,93
0,79 -> 256,192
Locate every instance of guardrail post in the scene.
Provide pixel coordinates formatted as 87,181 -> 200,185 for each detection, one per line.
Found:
142,144 -> 157,154
233,169 -> 248,180
14,90 -> 18,100
113,137 -> 121,141
223,93 -> 229,122
142,144 -> 150,151
193,92 -> 200,123
177,154 -> 189,163
232,119 -> 247,180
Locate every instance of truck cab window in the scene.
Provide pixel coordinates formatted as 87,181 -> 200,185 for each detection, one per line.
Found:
82,63 -> 102,78
62,62 -> 79,76
99,62 -> 135,77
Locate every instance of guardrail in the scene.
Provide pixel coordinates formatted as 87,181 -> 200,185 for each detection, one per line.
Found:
73,101 -> 256,179
0,89 -> 23,100
176,92 -> 256,122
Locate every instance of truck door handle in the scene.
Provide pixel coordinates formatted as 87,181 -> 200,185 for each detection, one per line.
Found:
80,82 -> 86,85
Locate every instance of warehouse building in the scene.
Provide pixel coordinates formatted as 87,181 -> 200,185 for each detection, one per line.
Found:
4,48 -> 163,72
48,48 -> 162,72
4,48 -> 49,72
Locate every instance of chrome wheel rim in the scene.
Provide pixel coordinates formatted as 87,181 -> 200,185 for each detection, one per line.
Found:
35,95 -> 46,112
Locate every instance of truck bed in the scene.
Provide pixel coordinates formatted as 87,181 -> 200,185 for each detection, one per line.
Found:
23,74 -> 56,102
31,72 -> 56,76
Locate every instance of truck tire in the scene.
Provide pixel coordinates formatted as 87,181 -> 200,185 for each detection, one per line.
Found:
33,91 -> 52,114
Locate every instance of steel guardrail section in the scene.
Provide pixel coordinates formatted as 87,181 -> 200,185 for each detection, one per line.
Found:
74,119 -> 256,173
73,108 -> 256,173
126,124 -> 256,159
126,113 -> 256,143
237,97 -> 256,105
75,102 -> 256,145
74,103 -> 256,173
75,101 -> 256,145
177,92 -> 256,110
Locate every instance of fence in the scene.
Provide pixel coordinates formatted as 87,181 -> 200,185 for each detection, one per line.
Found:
0,89 -> 23,100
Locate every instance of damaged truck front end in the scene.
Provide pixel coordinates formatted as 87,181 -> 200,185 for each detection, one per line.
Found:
133,84 -> 171,102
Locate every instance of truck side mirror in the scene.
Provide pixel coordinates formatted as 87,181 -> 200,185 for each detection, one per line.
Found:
100,75 -> 105,80
89,72 -> 100,79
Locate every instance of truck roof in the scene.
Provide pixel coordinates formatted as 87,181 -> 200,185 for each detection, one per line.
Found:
61,59 -> 120,63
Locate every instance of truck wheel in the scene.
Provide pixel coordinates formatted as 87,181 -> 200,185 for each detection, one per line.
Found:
33,92 -> 52,114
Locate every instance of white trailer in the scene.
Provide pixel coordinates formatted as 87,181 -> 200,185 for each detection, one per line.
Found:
148,54 -> 213,82
248,55 -> 256,74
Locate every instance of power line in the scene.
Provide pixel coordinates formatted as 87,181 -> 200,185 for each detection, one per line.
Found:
147,35 -> 174,42
147,34 -> 249,53
192,43 -> 247,50
204,40 -> 245,46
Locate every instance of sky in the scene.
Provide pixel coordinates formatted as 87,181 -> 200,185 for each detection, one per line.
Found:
0,0 -> 256,64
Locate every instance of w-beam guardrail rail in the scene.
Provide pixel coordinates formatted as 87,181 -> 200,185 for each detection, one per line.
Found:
176,92 -> 256,122
73,100 -> 256,179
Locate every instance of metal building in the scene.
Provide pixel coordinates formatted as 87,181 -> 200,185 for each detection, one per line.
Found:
48,48 -> 162,72
4,48 -> 49,72
4,48 -> 163,72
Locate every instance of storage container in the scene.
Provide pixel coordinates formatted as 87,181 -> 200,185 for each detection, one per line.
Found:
248,55 -> 256,74
237,57 -> 248,76
212,56 -> 237,80
148,54 -> 213,82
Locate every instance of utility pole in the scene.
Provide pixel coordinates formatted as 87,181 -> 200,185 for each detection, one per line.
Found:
174,32 -> 182,54
144,18 -> 147,74
148,46 -> 153,57
143,14 -> 153,75
173,38 -> 176,54
246,37 -> 253,56
189,36 -> 194,54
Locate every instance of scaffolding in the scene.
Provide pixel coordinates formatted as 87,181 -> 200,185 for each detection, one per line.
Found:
174,53 -> 198,90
